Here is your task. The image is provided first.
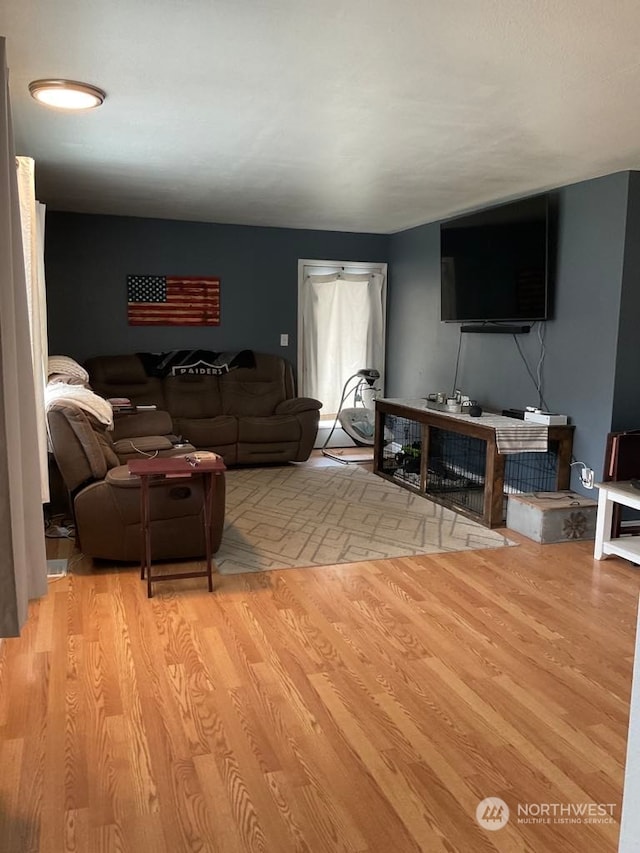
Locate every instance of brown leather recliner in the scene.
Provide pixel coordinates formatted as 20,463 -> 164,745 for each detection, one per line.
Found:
47,402 -> 225,562
85,352 -> 322,466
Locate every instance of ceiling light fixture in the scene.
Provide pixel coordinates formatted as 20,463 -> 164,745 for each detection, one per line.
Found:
28,79 -> 106,111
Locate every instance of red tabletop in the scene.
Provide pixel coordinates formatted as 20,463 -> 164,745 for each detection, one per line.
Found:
128,456 -> 226,476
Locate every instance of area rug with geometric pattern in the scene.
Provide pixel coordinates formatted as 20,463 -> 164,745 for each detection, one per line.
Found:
214,464 -> 514,574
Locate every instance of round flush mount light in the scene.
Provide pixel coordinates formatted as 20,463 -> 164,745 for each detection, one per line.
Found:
28,79 -> 106,111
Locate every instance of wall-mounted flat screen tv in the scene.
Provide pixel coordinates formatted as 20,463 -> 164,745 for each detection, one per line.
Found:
440,194 -> 551,323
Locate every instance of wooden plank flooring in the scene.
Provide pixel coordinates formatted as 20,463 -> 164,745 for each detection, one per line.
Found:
2,471 -> 640,851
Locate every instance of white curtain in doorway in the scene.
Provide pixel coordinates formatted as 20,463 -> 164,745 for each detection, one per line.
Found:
301,272 -> 385,415
16,156 -> 49,502
0,39 -> 48,636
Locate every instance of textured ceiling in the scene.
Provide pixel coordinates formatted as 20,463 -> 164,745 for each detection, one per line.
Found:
2,1 -> 640,234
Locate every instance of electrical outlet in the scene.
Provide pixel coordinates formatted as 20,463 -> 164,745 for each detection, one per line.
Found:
280,333 -> 288,346
581,468 -> 595,489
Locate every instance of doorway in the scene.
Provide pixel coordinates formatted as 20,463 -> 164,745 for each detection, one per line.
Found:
297,259 -> 387,445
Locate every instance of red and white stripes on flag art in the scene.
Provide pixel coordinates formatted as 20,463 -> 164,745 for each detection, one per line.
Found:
127,275 -> 220,326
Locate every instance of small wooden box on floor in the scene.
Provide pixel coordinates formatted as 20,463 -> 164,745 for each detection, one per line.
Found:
506,491 -> 598,543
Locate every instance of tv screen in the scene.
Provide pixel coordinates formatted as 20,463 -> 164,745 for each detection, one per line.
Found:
440,195 -> 550,323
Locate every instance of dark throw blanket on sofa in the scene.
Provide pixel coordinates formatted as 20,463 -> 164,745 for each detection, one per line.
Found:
137,349 -> 256,377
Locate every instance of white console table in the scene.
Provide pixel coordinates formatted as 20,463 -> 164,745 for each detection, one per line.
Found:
594,481 -> 640,564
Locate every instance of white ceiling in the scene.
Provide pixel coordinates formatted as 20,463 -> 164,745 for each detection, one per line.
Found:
3,1 -> 640,234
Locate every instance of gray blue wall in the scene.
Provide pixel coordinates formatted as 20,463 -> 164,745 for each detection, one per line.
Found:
45,213 -> 389,362
46,172 -> 640,495
387,171 -> 633,492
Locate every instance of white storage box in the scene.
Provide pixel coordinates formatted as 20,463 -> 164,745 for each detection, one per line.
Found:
523,411 -> 568,425
506,491 -> 597,543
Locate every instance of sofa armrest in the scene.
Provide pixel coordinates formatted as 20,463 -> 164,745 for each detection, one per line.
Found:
275,397 -> 322,416
112,409 -> 174,440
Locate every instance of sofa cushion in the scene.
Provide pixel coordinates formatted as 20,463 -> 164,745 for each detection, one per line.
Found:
112,409 -> 174,440
219,352 -> 294,416
238,416 -> 301,443
173,415 -> 237,448
85,354 -> 165,407
86,353 -> 148,384
221,381 -> 288,416
164,375 -> 222,417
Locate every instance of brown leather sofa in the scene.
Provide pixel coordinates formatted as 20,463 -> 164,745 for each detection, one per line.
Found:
47,402 -> 225,562
85,351 -> 322,466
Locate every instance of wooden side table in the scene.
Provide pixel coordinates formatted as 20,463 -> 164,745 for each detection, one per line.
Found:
128,456 -> 226,597
594,481 -> 640,565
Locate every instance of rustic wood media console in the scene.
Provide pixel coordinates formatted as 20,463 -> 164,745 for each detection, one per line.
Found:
373,398 -> 574,528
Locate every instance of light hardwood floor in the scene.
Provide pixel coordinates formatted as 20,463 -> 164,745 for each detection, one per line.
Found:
1,459 -> 639,852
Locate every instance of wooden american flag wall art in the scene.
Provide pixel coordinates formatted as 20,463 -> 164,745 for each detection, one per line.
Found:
127,275 -> 221,326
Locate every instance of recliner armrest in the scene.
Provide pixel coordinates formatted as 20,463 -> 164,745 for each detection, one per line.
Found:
112,435 -> 196,462
113,435 -> 176,460
275,397 -> 322,415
